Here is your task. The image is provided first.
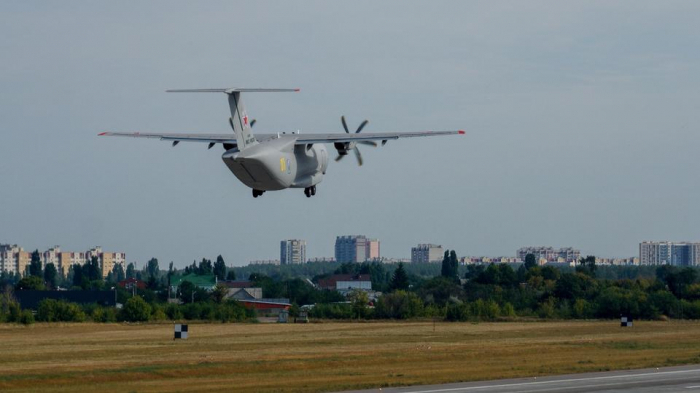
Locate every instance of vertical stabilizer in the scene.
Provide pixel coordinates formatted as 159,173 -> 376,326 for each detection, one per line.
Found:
166,87 -> 299,151
227,92 -> 257,150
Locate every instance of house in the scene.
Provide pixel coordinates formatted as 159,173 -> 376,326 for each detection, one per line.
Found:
170,273 -> 217,291
218,280 -> 263,300
117,278 -> 146,291
318,274 -> 372,295
238,299 -> 291,315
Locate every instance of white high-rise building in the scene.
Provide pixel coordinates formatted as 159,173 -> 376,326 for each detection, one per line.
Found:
335,235 -> 380,263
411,244 -> 444,263
280,239 -> 307,265
640,241 -> 700,266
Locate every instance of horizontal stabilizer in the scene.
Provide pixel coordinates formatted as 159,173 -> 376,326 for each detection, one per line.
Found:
166,88 -> 299,94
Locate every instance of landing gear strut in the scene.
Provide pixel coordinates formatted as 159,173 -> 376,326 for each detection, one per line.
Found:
304,186 -> 316,198
252,189 -> 265,198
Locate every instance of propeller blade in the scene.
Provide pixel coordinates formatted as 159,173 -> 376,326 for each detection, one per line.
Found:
335,155 -> 345,162
358,141 -> 377,147
353,147 -> 363,166
341,116 -> 350,133
355,120 -> 369,133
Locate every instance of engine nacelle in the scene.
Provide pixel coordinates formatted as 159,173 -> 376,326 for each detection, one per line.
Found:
334,142 -> 350,156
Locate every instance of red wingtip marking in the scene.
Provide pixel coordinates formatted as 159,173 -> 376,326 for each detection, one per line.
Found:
294,88 -> 301,92
458,130 -> 465,134
98,132 -> 107,136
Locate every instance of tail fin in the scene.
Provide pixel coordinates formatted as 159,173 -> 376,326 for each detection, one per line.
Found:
167,88 -> 299,150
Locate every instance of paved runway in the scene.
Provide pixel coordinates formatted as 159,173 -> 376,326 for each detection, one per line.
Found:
339,365 -> 700,393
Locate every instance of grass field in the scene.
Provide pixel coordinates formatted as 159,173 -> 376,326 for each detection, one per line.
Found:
2,320 -> 700,392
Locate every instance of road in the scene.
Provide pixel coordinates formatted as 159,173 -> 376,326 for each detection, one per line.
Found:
339,365 -> 700,393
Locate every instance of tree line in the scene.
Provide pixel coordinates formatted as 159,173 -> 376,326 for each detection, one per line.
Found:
4,250 -> 700,323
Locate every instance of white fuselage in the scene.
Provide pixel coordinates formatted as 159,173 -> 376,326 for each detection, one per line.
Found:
222,137 -> 328,191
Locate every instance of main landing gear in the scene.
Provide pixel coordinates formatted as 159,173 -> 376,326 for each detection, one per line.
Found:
304,186 -> 316,198
252,189 -> 265,198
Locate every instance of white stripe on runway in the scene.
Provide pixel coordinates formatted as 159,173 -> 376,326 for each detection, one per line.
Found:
405,368 -> 700,393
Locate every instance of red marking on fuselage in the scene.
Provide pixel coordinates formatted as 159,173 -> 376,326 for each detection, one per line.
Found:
458,130 -> 465,134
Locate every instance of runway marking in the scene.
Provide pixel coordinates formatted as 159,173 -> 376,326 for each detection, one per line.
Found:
685,386 -> 700,389
405,368 -> 700,393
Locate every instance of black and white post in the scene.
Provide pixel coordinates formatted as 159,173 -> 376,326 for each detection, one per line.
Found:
620,316 -> 633,327
174,324 -> 188,339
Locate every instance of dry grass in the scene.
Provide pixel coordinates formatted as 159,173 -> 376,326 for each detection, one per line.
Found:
2,320 -> 700,392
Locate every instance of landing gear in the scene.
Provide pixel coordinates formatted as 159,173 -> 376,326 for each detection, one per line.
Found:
304,186 -> 317,198
252,189 -> 265,198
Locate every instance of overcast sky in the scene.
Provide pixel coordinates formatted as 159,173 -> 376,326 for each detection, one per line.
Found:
1,1 -> 699,268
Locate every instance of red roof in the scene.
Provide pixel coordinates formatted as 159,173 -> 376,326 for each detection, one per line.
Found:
318,274 -> 371,290
118,277 -> 146,289
239,300 -> 291,310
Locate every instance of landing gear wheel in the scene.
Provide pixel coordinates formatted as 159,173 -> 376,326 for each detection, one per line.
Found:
252,189 -> 264,198
311,186 -> 316,196
304,187 -> 311,198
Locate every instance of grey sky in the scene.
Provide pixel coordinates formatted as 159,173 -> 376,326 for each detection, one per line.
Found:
1,1 -> 698,267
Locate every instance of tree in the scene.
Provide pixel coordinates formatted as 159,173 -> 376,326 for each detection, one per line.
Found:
226,270 -> 237,281
178,281 -> 196,304
126,262 -> 136,279
85,256 -> 102,281
348,289 -> 369,319
390,263 -> 409,291
146,258 -> 159,280
441,250 -> 459,282
15,276 -> 46,291
44,263 -> 58,289
211,283 -> 229,304
524,253 -> 537,270
71,264 -> 86,288
198,258 -> 213,275
120,296 -> 151,322
29,250 -> 42,278
112,263 -> 125,282
375,290 -> 424,319
214,255 -> 227,280
576,255 -> 597,278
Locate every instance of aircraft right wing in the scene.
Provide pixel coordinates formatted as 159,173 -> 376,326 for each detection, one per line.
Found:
285,130 -> 465,145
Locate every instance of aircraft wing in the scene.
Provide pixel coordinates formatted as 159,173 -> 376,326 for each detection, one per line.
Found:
98,132 -> 239,143
286,130 -> 464,144
99,130 -> 464,145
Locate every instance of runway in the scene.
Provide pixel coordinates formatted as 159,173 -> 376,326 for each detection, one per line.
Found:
339,365 -> 700,393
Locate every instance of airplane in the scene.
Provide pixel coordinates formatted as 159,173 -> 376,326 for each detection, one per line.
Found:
100,88 -> 464,198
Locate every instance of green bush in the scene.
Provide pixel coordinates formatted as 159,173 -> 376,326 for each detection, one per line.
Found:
120,296 -> 151,322
164,303 -> 183,320
150,304 -> 167,321
375,291 -> 424,319
7,301 -> 22,323
445,303 -> 470,321
20,310 -> 35,325
36,299 -> 86,322
308,303 -> 353,319
91,307 -> 117,323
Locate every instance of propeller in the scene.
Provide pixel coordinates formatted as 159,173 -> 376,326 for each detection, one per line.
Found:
335,116 -> 376,166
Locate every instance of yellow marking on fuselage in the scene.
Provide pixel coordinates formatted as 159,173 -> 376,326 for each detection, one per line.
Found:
280,157 -> 286,172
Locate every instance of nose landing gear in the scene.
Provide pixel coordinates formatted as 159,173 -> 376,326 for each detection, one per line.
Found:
304,186 -> 316,198
252,189 -> 265,198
